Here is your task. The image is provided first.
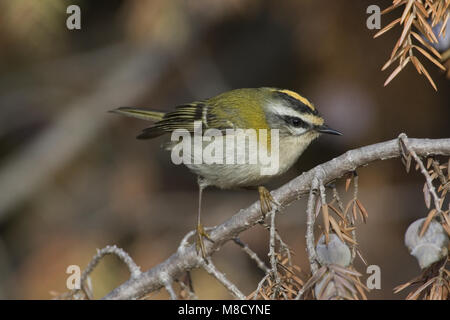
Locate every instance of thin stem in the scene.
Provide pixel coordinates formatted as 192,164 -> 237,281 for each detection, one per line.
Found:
268,211 -> 281,298
233,238 -> 269,274
164,281 -> 177,300
306,176 -> 319,274
202,259 -> 245,300
399,134 -> 443,219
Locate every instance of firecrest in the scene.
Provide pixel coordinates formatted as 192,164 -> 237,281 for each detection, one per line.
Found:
111,87 -> 341,259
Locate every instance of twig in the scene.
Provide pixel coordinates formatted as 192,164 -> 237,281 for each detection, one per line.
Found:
103,136 -> 450,299
352,173 -> 358,206
162,279 -> 177,300
178,230 -> 197,253
252,274 -> 270,300
81,245 -> 141,285
332,185 -> 345,213
331,184 -> 359,263
306,176 -> 320,274
399,134 -> 443,218
268,211 -> 281,298
177,274 -> 198,300
202,259 -> 245,300
259,221 -> 292,266
233,238 -> 269,274
294,286 -> 306,300
318,179 -> 329,243
276,231 -> 293,266
75,245 -> 141,299
350,173 -> 359,260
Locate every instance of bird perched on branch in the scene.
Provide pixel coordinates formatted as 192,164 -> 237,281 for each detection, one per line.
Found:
111,87 -> 341,259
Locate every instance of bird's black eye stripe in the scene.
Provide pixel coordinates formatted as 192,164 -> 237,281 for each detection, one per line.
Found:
284,116 -> 308,128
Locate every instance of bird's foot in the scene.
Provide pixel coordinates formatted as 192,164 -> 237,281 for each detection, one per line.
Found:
196,223 -> 214,261
258,186 -> 280,219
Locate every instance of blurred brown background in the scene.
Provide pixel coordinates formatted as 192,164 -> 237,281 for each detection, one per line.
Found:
0,0 -> 448,299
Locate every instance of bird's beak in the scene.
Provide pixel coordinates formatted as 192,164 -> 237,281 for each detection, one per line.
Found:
315,124 -> 342,136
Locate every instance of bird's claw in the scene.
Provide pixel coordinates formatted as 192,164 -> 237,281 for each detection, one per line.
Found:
196,223 -> 214,262
258,186 -> 279,219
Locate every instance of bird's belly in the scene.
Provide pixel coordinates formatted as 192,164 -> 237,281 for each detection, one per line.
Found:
167,133 -> 315,189
187,162 -> 273,188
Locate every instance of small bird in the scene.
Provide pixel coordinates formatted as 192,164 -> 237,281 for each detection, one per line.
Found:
110,87 -> 341,259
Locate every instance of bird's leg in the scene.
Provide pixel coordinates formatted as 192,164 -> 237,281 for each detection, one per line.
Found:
258,186 -> 279,218
196,178 -> 213,260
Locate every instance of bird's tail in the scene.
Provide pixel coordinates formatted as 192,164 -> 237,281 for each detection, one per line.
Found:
109,107 -> 165,122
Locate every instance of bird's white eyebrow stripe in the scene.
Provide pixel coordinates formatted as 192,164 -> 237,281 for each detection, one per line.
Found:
267,102 -> 304,119
266,101 -> 324,127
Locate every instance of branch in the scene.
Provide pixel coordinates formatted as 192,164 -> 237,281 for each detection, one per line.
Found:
83,245 -> 141,281
268,211 -> 281,297
74,245 -> 141,299
202,259 -> 246,300
103,136 -> 450,299
233,238 -> 269,274
305,176 -> 319,274
399,134 -> 443,216
163,281 -> 177,300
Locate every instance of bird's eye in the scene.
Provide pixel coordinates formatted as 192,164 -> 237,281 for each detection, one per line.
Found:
290,117 -> 304,127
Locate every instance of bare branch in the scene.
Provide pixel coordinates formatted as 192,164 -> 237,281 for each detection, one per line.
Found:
81,245 -> 141,285
268,211 -> 281,298
259,221 -> 293,265
202,259 -> 246,300
306,176 -> 319,274
103,136 -> 450,300
399,134 -> 443,217
233,238 -> 269,274
163,280 -> 177,300
349,173 -> 359,260
275,231 -> 293,266
71,245 -> 142,299
177,276 -> 198,300
252,274 -> 270,300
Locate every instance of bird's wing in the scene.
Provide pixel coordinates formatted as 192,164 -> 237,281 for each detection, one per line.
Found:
137,101 -> 236,139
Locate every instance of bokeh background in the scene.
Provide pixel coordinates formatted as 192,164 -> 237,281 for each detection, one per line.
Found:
0,0 -> 448,299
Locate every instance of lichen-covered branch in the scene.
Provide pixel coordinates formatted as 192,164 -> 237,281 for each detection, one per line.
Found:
103,136 -> 450,300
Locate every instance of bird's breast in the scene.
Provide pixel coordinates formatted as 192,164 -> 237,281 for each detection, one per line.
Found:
166,131 -> 317,189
